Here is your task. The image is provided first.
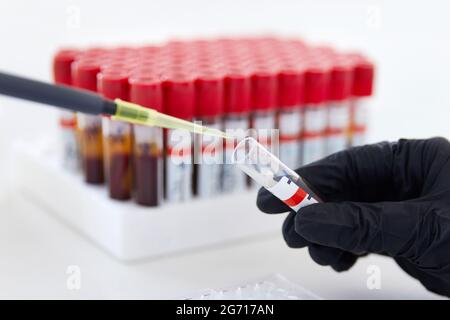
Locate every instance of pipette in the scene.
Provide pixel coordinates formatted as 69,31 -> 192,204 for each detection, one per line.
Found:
113,99 -> 231,139
0,71 -> 233,139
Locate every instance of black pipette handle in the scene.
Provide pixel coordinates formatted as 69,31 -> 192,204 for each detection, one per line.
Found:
0,71 -> 116,115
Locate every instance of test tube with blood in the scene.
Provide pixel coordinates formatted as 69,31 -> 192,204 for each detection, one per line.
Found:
71,59 -> 105,184
129,74 -> 164,206
98,70 -> 133,200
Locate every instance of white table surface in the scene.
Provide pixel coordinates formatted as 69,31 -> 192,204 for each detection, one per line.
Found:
0,192 -> 443,300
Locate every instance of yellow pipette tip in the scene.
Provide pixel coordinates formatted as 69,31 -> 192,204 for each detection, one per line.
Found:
113,99 -> 235,139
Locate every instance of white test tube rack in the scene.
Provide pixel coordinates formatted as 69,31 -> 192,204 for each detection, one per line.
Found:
9,137 -> 284,261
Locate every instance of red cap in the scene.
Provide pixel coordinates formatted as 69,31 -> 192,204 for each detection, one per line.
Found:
251,68 -> 278,111
72,60 -> 101,92
53,49 -> 79,85
352,57 -> 375,97
278,68 -> 305,108
98,71 -> 129,100
224,71 -> 251,115
129,75 -> 163,112
304,63 -> 329,105
328,61 -> 353,101
163,73 -> 195,120
194,73 -> 224,118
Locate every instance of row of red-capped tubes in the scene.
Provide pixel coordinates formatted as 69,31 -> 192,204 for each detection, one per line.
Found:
54,38 -> 374,206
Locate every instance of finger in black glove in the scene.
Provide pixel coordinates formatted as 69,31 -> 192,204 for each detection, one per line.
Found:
257,137 -> 450,297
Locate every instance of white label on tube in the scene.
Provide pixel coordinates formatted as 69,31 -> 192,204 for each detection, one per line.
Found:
328,103 -> 350,130
327,134 -> 348,155
196,122 -> 222,198
267,176 -> 318,212
327,102 -> 351,155
352,132 -> 366,147
252,112 -> 276,147
134,124 -> 152,143
351,99 -> 368,147
353,100 -> 368,127
61,127 -> 79,171
304,107 -> 327,132
279,109 -> 302,169
78,114 -> 102,130
222,117 -> 248,193
253,112 -> 276,130
109,120 -> 131,136
303,106 -> 327,164
59,111 -> 79,171
166,129 -> 192,202
303,136 -> 325,164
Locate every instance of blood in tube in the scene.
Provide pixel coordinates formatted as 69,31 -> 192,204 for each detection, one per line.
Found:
98,70 -> 133,200
129,74 -> 164,206
72,59 -> 104,184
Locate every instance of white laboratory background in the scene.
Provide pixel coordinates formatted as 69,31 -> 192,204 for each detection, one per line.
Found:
0,0 -> 449,299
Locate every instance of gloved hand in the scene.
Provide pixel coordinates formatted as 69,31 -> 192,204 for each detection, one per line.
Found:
257,137 -> 450,297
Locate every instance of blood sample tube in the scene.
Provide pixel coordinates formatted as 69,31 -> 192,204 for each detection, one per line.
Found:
129,75 -> 164,206
72,60 -> 104,184
277,66 -> 305,169
349,55 -> 375,146
302,63 -> 330,165
193,71 -> 224,197
98,71 -> 133,200
326,58 -> 353,155
53,49 -> 80,171
233,137 -> 321,211
250,66 -> 278,149
163,72 -> 195,202
222,69 -> 251,193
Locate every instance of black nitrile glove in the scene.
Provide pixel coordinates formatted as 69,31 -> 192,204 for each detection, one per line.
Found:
257,137 -> 450,297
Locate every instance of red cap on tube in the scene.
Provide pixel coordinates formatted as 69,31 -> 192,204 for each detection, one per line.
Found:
129,75 -> 163,112
98,71 -> 129,100
194,73 -> 224,118
353,58 -> 375,97
278,68 -> 305,108
304,63 -> 329,105
53,49 -> 79,85
163,73 -> 195,120
251,68 -> 278,111
224,71 -> 251,115
328,61 -> 353,101
72,60 -> 101,92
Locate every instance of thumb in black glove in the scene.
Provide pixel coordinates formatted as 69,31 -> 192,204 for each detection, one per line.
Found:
257,137 -> 450,297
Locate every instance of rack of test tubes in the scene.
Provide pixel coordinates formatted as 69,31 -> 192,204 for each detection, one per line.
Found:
11,36 -> 374,261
